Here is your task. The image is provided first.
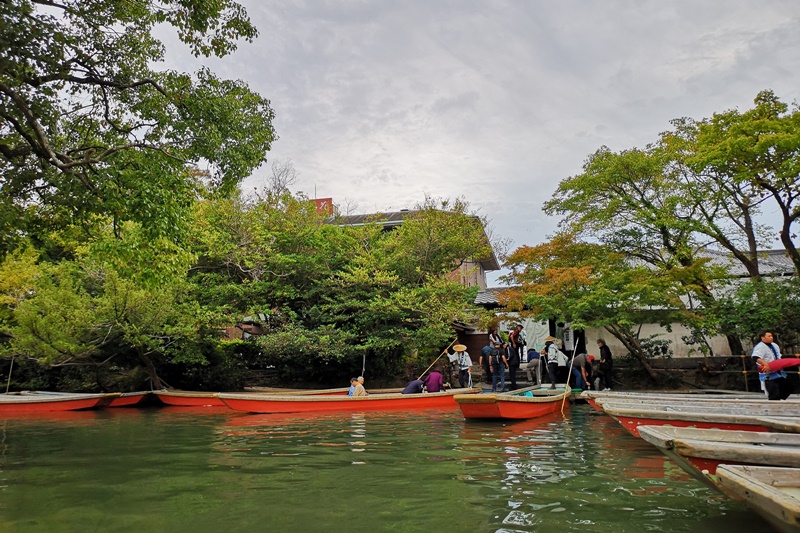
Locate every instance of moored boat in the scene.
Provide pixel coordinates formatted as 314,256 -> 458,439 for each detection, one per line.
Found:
716,465 -> 800,533
217,387 -> 481,414
580,389 -> 769,411
153,390 -> 225,407
600,403 -> 800,437
637,425 -> 800,489
0,391 -> 120,413
455,388 -> 569,419
108,391 -> 152,407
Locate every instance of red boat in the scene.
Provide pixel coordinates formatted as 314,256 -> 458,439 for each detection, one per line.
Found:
153,390 -> 226,407
0,392 -> 120,414
153,387 -> 375,407
217,387 -> 481,414
601,403 -> 800,438
455,388 -> 570,420
108,391 -> 152,407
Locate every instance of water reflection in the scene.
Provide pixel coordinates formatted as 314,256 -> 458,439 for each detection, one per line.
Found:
0,405 -> 774,533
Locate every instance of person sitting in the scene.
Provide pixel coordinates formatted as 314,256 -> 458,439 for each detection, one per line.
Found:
347,377 -> 357,396
401,379 -> 425,394
353,376 -> 368,397
423,367 -> 445,392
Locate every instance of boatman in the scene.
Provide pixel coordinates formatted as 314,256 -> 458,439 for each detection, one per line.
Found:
453,344 -> 473,388
751,330 -> 792,401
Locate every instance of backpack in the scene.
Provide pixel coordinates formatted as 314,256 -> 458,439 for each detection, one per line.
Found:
489,347 -> 504,366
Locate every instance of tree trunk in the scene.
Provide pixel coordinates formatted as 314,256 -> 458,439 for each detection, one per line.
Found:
604,325 -> 661,383
138,351 -> 163,389
725,334 -> 744,357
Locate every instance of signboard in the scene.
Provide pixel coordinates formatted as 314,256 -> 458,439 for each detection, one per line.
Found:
313,197 -> 333,215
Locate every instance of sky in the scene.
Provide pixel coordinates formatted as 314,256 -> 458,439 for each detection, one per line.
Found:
160,1 -> 800,285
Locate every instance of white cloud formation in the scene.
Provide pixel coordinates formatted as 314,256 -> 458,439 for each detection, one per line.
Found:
158,0 -> 800,284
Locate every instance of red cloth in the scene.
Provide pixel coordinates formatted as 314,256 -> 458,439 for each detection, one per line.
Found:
762,358 -> 800,372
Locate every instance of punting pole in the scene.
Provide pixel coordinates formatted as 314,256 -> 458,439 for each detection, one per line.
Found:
418,337 -> 459,381
561,352 -> 576,415
5,356 -> 13,394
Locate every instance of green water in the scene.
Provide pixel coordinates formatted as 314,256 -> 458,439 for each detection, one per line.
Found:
0,405 -> 769,533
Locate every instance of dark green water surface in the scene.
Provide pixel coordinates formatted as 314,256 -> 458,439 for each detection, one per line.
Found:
0,404 -> 769,532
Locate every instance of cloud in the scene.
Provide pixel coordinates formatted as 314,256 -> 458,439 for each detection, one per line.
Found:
157,0 -> 800,284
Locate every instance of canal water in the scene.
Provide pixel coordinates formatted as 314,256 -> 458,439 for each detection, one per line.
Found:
0,404 -> 769,532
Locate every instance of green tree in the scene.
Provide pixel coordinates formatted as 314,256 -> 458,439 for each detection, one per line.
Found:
688,90 -> 800,272
501,234 -> 687,382
0,0 -> 275,247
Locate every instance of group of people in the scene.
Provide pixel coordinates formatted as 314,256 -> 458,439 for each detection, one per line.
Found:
473,328 -> 615,392
534,336 -> 614,391
350,328 -> 795,402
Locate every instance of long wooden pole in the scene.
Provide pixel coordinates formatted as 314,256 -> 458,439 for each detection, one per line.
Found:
418,337 -> 459,381
561,352 -> 576,415
5,356 -> 14,394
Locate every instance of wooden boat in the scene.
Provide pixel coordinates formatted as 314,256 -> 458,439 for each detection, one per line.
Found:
0,391 -> 120,413
455,387 -> 569,419
637,425 -> 800,490
108,391 -> 152,407
581,389 -> 768,411
217,387 -> 482,414
153,390 -> 226,407
599,400 -> 800,417
716,465 -> 800,533
154,386 -> 405,406
600,403 -> 800,437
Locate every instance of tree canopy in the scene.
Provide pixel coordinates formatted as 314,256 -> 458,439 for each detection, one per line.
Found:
0,0 -> 276,250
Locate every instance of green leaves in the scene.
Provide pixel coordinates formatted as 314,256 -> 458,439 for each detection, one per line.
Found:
0,0 -> 274,246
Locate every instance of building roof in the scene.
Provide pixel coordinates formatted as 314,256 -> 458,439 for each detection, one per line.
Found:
475,249 -> 797,307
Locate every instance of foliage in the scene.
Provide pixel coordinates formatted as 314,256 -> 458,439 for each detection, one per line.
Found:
712,277 -> 800,353
500,234 -> 685,381
0,0 -> 275,249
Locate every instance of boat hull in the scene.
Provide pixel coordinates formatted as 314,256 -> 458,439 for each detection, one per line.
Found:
218,388 -> 481,414
717,465 -> 800,533
154,390 -> 225,407
456,391 -> 568,420
108,392 -> 151,407
0,392 -> 119,413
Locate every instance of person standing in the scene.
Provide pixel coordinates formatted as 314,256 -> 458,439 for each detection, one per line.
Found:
488,327 -> 503,347
752,330 -> 793,400
454,344 -> 473,388
506,332 -> 520,390
489,344 -> 508,392
596,339 -> 614,391
541,336 -> 560,390
509,324 -> 525,363
479,343 -> 493,384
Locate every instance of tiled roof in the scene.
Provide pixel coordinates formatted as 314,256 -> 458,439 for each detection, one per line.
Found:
475,249 -> 797,308
702,248 -> 794,277
474,287 -> 507,306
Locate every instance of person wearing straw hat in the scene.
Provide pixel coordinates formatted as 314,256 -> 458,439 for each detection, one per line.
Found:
541,336 -> 560,389
453,344 -> 472,388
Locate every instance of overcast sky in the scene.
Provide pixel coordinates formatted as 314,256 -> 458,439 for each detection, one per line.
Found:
162,1 -> 800,285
